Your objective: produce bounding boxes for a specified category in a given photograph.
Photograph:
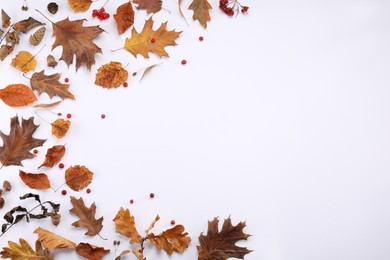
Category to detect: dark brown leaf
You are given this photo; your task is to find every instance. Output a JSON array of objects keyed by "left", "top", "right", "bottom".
[
  {"left": 133, "top": 0, "right": 162, "bottom": 13},
  {"left": 39, "top": 145, "right": 66, "bottom": 169},
  {"left": 76, "top": 243, "right": 109, "bottom": 260}
]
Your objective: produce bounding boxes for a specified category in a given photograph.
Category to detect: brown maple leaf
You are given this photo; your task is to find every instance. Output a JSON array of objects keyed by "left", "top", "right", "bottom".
[
  {"left": 76, "top": 243, "right": 110, "bottom": 260},
  {"left": 124, "top": 17, "right": 181, "bottom": 58},
  {"left": 31, "top": 70, "right": 75, "bottom": 100},
  {"left": 65, "top": 165, "right": 93, "bottom": 191},
  {"left": 114, "top": 2, "right": 135, "bottom": 35},
  {"left": 0, "top": 84, "right": 37, "bottom": 107},
  {"left": 189, "top": 0, "right": 212, "bottom": 28},
  {"left": 52, "top": 18, "right": 103, "bottom": 70},
  {"left": 113, "top": 207, "right": 143, "bottom": 244},
  {"left": 148, "top": 225, "right": 191, "bottom": 255},
  {"left": 197, "top": 217, "right": 252, "bottom": 260},
  {"left": 69, "top": 196, "right": 103, "bottom": 237},
  {"left": 19, "top": 170, "right": 51, "bottom": 190},
  {"left": 0, "top": 239, "right": 54, "bottom": 259},
  {"left": 0, "top": 116, "right": 45, "bottom": 167},
  {"left": 34, "top": 227, "right": 77, "bottom": 250},
  {"left": 133, "top": 0, "right": 162, "bottom": 14},
  {"left": 95, "top": 62, "right": 129, "bottom": 88},
  {"left": 39, "top": 145, "right": 66, "bottom": 169}
]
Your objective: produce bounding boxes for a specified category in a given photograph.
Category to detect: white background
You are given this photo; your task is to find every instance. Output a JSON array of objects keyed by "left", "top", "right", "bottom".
[{"left": 1, "top": 0, "right": 390, "bottom": 259}]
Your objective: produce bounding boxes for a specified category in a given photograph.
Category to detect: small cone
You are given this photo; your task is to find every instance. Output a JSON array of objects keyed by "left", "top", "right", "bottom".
[{"left": 29, "top": 27, "right": 46, "bottom": 46}]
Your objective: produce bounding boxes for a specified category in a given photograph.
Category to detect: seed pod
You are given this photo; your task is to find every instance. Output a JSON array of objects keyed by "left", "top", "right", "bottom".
[
  {"left": 0, "top": 197, "right": 4, "bottom": 209},
  {"left": 3, "top": 181, "right": 11, "bottom": 191},
  {"left": 2, "top": 9, "right": 10, "bottom": 28},
  {"left": 47, "top": 54, "right": 58, "bottom": 68},
  {"left": 29, "top": 27, "right": 46, "bottom": 46},
  {"left": 48, "top": 2, "right": 59, "bottom": 14},
  {"left": 51, "top": 213, "right": 61, "bottom": 226}
]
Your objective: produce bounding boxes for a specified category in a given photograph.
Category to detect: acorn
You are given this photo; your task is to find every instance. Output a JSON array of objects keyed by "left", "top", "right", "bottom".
[
  {"left": 47, "top": 54, "right": 58, "bottom": 68},
  {"left": 3, "top": 181, "right": 11, "bottom": 192},
  {"left": 51, "top": 213, "right": 61, "bottom": 226},
  {"left": 47, "top": 2, "right": 58, "bottom": 14},
  {"left": 0, "top": 197, "right": 4, "bottom": 209}
]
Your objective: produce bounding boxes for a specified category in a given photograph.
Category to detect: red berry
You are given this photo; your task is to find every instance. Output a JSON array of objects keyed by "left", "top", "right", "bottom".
[
  {"left": 92, "top": 12, "right": 98, "bottom": 17},
  {"left": 64, "top": 78, "right": 69, "bottom": 83},
  {"left": 181, "top": 60, "right": 187, "bottom": 65},
  {"left": 151, "top": 37, "right": 156, "bottom": 43},
  {"left": 86, "top": 188, "right": 91, "bottom": 194},
  {"left": 149, "top": 193, "right": 155, "bottom": 198},
  {"left": 33, "top": 149, "right": 38, "bottom": 154},
  {"left": 101, "top": 114, "right": 106, "bottom": 119},
  {"left": 123, "top": 82, "right": 128, "bottom": 87},
  {"left": 170, "top": 220, "right": 176, "bottom": 225},
  {"left": 130, "top": 199, "right": 134, "bottom": 204},
  {"left": 199, "top": 36, "right": 204, "bottom": 41},
  {"left": 104, "top": 13, "right": 110, "bottom": 19},
  {"left": 241, "top": 6, "right": 249, "bottom": 13},
  {"left": 61, "top": 190, "right": 67, "bottom": 195},
  {"left": 59, "top": 163, "right": 64, "bottom": 169},
  {"left": 100, "top": 7, "right": 105, "bottom": 12},
  {"left": 66, "top": 113, "right": 72, "bottom": 119}
]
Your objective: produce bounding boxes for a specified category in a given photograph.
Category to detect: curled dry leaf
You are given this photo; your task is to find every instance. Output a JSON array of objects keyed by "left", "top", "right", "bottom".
[
  {"left": 0, "top": 239, "right": 54, "bottom": 259},
  {"left": 39, "top": 145, "right": 66, "bottom": 169},
  {"left": 145, "top": 215, "right": 160, "bottom": 235},
  {"left": 33, "top": 101, "right": 62, "bottom": 108},
  {"left": 0, "top": 84, "right": 37, "bottom": 107},
  {"left": 114, "top": 2, "right": 135, "bottom": 35},
  {"left": 197, "top": 217, "right": 252, "bottom": 260},
  {"left": 95, "top": 62, "right": 129, "bottom": 88},
  {"left": 34, "top": 227, "right": 77, "bottom": 250},
  {"left": 132, "top": 248, "right": 144, "bottom": 260},
  {"left": 189, "top": 0, "right": 212, "bottom": 28},
  {"left": 11, "top": 51, "right": 37, "bottom": 73},
  {"left": 76, "top": 243, "right": 110, "bottom": 260},
  {"left": 19, "top": 170, "right": 51, "bottom": 190},
  {"left": 124, "top": 17, "right": 181, "bottom": 58},
  {"left": 52, "top": 18, "right": 103, "bottom": 70},
  {"left": 6, "top": 32, "right": 20, "bottom": 45},
  {"left": 116, "top": 249, "right": 131, "bottom": 260},
  {"left": 0, "top": 116, "right": 45, "bottom": 167},
  {"left": 2, "top": 9, "right": 10, "bottom": 28},
  {"left": 13, "top": 17, "right": 45, "bottom": 33},
  {"left": 51, "top": 118, "right": 71, "bottom": 138},
  {"left": 113, "top": 207, "right": 143, "bottom": 244},
  {"left": 140, "top": 63, "right": 161, "bottom": 81},
  {"left": 0, "top": 45, "right": 13, "bottom": 61},
  {"left": 68, "top": 0, "right": 93, "bottom": 12},
  {"left": 148, "top": 225, "right": 191, "bottom": 255},
  {"left": 65, "top": 165, "right": 93, "bottom": 191},
  {"left": 31, "top": 70, "right": 75, "bottom": 100},
  {"left": 133, "top": 0, "right": 162, "bottom": 14},
  {"left": 69, "top": 196, "right": 103, "bottom": 236},
  {"left": 29, "top": 27, "right": 46, "bottom": 46}
]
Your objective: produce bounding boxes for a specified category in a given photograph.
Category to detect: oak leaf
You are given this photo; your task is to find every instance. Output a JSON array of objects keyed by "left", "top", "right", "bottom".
[
  {"left": 31, "top": 70, "right": 75, "bottom": 100},
  {"left": 52, "top": 18, "right": 103, "bottom": 70},
  {"left": 148, "top": 225, "right": 191, "bottom": 255},
  {"left": 68, "top": 0, "right": 92, "bottom": 12},
  {"left": 39, "top": 145, "right": 66, "bottom": 169},
  {"left": 76, "top": 243, "right": 109, "bottom": 260},
  {"left": 0, "top": 116, "right": 45, "bottom": 167},
  {"left": 69, "top": 196, "right": 103, "bottom": 236},
  {"left": 51, "top": 119, "right": 71, "bottom": 138},
  {"left": 19, "top": 170, "right": 51, "bottom": 190},
  {"left": 11, "top": 51, "right": 37, "bottom": 73},
  {"left": 13, "top": 17, "right": 45, "bottom": 33},
  {"left": 34, "top": 227, "right": 77, "bottom": 250},
  {"left": 65, "top": 165, "right": 93, "bottom": 191},
  {"left": 133, "top": 0, "right": 162, "bottom": 14},
  {"left": 197, "top": 217, "right": 252, "bottom": 260},
  {"left": 0, "top": 239, "right": 54, "bottom": 259},
  {"left": 0, "top": 84, "right": 37, "bottom": 107},
  {"left": 189, "top": 0, "right": 212, "bottom": 28},
  {"left": 95, "top": 62, "right": 129, "bottom": 88},
  {"left": 113, "top": 207, "right": 142, "bottom": 244},
  {"left": 124, "top": 17, "right": 181, "bottom": 58},
  {"left": 131, "top": 248, "right": 144, "bottom": 260},
  {"left": 114, "top": 2, "right": 135, "bottom": 35}
]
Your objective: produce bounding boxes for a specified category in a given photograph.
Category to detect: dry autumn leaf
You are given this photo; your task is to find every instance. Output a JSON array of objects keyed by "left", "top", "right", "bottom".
[
  {"left": 68, "top": 0, "right": 93, "bottom": 12},
  {"left": 114, "top": 2, "right": 135, "bottom": 35},
  {"left": 2, "top": 9, "right": 10, "bottom": 28},
  {"left": 124, "top": 17, "right": 181, "bottom": 58},
  {"left": 39, "top": 145, "right": 66, "bottom": 169},
  {"left": 0, "top": 116, "right": 45, "bottom": 167},
  {"left": 0, "top": 44, "right": 13, "bottom": 61},
  {"left": 76, "top": 243, "right": 110, "bottom": 260},
  {"left": 95, "top": 62, "right": 129, "bottom": 88},
  {"left": 148, "top": 225, "right": 191, "bottom": 255},
  {"left": 31, "top": 70, "right": 75, "bottom": 100},
  {"left": 189, "top": 0, "right": 212, "bottom": 28},
  {"left": 133, "top": 0, "right": 162, "bottom": 14},
  {"left": 0, "top": 84, "right": 37, "bottom": 107},
  {"left": 52, "top": 18, "right": 103, "bottom": 70},
  {"left": 33, "top": 101, "right": 62, "bottom": 108},
  {"left": 197, "top": 217, "right": 252, "bottom": 260},
  {"left": 65, "top": 165, "right": 93, "bottom": 191},
  {"left": 69, "top": 196, "right": 103, "bottom": 236},
  {"left": 34, "top": 227, "right": 77, "bottom": 250},
  {"left": 116, "top": 249, "right": 131, "bottom": 260},
  {"left": 113, "top": 207, "right": 143, "bottom": 244},
  {"left": 0, "top": 239, "right": 54, "bottom": 259},
  {"left": 13, "top": 17, "right": 45, "bottom": 33},
  {"left": 51, "top": 118, "right": 71, "bottom": 138},
  {"left": 132, "top": 248, "right": 144, "bottom": 260},
  {"left": 19, "top": 170, "right": 51, "bottom": 190},
  {"left": 140, "top": 63, "right": 161, "bottom": 81},
  {"left": 11, "top": 51, "right": 37, "bottom": 73}
]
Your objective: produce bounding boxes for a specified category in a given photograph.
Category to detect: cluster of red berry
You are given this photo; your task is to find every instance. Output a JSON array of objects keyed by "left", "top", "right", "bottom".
[
  {"left": 92, "top": 8, "right": 110, "bottom": 20},
  {"left": 219, "top": 0, "right": 249, "bottom": 16}
]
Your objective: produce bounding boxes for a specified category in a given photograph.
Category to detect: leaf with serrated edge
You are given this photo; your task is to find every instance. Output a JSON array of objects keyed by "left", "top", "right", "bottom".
[
  {"left": 69, "top": 196, "right": 103, "bottom": 236},
  {"left": 31, "top": 71, "right": 75, "bottom": 100},
  {"left": 113, "top": 207, "right": 142, "bottom": 244}
]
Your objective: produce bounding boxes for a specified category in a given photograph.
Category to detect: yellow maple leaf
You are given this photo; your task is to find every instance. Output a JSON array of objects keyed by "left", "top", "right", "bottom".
[
  {"left": 124, "top": 17, "right": 181, "bottom": 58},
  {"left": 11, "top": 51, "right": 37, "bottom": 73},
  {"left": 68, "top": 0, "right": 92, "bottom": 12}
]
